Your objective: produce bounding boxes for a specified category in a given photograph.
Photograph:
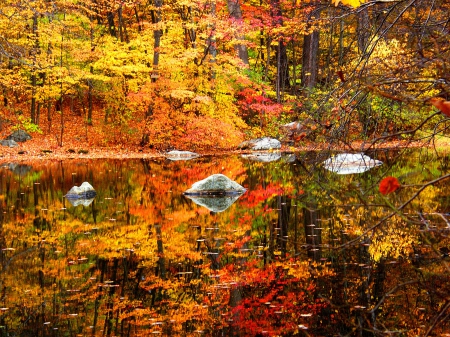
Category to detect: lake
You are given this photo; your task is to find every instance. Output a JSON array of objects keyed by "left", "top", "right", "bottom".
[{"left": 0, "top": 149, "right": 449, "bottom": 336}]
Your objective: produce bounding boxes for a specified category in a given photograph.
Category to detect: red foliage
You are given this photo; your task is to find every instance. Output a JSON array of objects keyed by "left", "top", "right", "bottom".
[
  {"left": 239, "top": 183, "right": 291, "bottom": 208},
  {"left": 379, "top": 176, "right": 401, "bottom": 195},
  {"left": 225, "top": 263, "right": 327, "bottom": 336}
]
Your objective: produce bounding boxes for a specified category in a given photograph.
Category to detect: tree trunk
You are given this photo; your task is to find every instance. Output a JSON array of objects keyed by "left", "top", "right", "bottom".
[
  {"left": 270, "top": 0, "right": 288, "bottom": 102},
  {"left": 227, "top": 0, "right": 249, "bottom": 65},
  {"left": 152, "top": 0, "right": 163, "bottom": 82},
  {"left": 357, "top": 7, "right": 370, "bottom": 54},
  {"left": 208, "top": 0, "right": 217, "bottom": 80},
  {"left": 30, "top": 13, "right": 39, "bottom": 124},
  {"left": 301, "top": 30, "right": 319, "bottom": 89},
  {"left": 118, "top": 5, "right": 125, "bottom": 43}
]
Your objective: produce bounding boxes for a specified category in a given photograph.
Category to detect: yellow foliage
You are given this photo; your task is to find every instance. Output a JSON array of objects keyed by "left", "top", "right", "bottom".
[{"left": 333, "top": 0, "right": 364, "bottom": 7}]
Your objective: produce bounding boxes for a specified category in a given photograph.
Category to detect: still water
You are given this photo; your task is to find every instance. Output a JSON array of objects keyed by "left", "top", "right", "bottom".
[{"left": 0, "top": 149, "right": 449, "bottom": 336}]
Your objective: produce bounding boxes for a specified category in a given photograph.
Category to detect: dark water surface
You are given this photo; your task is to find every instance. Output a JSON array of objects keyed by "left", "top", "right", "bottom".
[{"left": 0, "top": 149, "right": 449, "bottom": 336}]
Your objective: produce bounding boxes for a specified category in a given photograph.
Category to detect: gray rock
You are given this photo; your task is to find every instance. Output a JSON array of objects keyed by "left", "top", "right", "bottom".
[
  {"left": 1, "top": 139, "right": 19, "bottom": 147},
  {"left": 6, "top": 130, "right": 32, "bottom": 142},
  {"left": 65, "top": 182, "right": 97, "bottom": 201},
  {"left": 184, "top": 174, "right": 246, "bottom": 196},
  {"left": 165, "top": 150, "right": 200, "bottom": 161},
  {"left": 323, "top": 153, "right": 382, "bottom": 175},
  {"left": 238, "top": 137, "right": 281, "bottom": 151}
]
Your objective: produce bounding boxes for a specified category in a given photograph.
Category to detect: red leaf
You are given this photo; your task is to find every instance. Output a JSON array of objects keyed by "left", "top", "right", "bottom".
[{"left": 379, "top": 177, "right": 400, "bottom": 195}]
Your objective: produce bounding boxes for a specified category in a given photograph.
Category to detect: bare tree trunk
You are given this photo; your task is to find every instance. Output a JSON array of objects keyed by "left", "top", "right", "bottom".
[
  {"left": 270, "top": 0, "right": 288, "bottom": 102},
  {"left": 118, "top": 5, "right": 125, "bottom": 43},
  {"left": 30, "top": 13, "right": 39, "bottom": 124},
  {"left": 301, "top": 30, "right": 319, "bottom": 89},
  {"left": 152, "top": 0, "right": 163, "bottom": 82},
  {"left": 227, "top": 0, "right": 249, "bottom": 65},
  {"left": 357, "top": 7, "right": 370, "bottom": 54}
]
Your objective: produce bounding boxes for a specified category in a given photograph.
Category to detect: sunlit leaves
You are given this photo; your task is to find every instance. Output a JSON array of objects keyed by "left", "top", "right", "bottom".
[{"left": 333, "top": 0, "right": 364, "bottom": 7}]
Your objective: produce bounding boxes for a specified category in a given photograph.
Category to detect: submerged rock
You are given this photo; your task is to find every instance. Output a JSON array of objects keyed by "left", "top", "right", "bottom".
[
  {"left": 65, "top": 182, "right": 97, "bottom": 206},
  {"left": 323, "top": 153, "right": 382, "bottom": 175},
  {"left": 165, "top": 150, "right": 200, "bottom": 161},
  {"left": 238, "top": 137, "right": 281, "bottom": 151}
]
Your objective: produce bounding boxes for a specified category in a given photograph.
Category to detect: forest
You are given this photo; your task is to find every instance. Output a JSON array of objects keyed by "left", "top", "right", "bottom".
[{"left": 0, "top": 0, "right": 449, "bottom": 152}]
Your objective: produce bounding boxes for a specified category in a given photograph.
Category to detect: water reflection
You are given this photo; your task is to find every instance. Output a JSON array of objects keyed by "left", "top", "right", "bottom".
[{"left": 0, "top": 149, "right": 449, "bottom": 336}]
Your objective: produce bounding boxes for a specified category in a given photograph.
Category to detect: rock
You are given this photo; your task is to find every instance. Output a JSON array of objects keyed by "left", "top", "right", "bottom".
[
  {"left": 323, "top": 153, "right": 382, "bottom": 175},
  {"left": 184, "top": 174, "right": 246, "bottom": 196},
  {"left": 1, "top": 139, "right": 18, "bottom": 147},
  {"left": 6, "top": 130, "right": 32, "bottom": 142},
  {"left": 237, "top": 137, "right": 281, "bottom": 151},
  {"left": 281, "top": 118, "right": 318, "bottom": 143},
  {"left": 65, "top": 182, "right": 97, "bottom": 201},
  {"left": 165, "top": 150, "right": 200, "bottom": 161},
  {"left": 184, "top": 174, "right": 245, "bottom": 213}
]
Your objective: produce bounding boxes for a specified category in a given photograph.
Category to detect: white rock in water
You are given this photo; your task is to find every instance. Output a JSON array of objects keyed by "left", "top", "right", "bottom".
[
  {"left": 165, "top": 150, "right": 200, "bottom": 161},
  {"left": 65, "top": 182, "right": 97, "bottom": 199},
  {"left": 323, "top": 153, "right": 382, "bottom": 175},
  {"left": 184, "top": 174, "right": 245, "bottom": 195}
]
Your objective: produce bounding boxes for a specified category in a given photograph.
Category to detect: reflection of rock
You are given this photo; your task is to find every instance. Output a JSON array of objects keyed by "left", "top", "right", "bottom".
[
  {"left": 1, "top": 139, "right": 18, "bottom": 147},
  {"left": 184, "top": 174, "right": 245, "bottom": 213},
  {"left": 184, "top": 174, "right": 246, "bottom": 195},
  {"left": 1, "top": 163, "right": 32, "bottom": 175},
  {"left": 241, "top": 152, "right": 281, "bottom": 163},
  {"left": 184, "top": 195, "right": 242, "bottom": 213},
  {"left": 165, "top": 150, "right": 200, "bottom": 161},
  {"left": 66, "top": 198, "right": 95, "bottom": 207},
  {"left": 282, "top": 153, "right": 296, "bottom": 163},
  {"left": 238, "top": 137, "right": 281, "bottom": 151},
  {"left": 323, "top": 153, "right": 382, "bottom": 175},
  {"left": 65, "top": 182, "right": 97, "bottom": 206}
]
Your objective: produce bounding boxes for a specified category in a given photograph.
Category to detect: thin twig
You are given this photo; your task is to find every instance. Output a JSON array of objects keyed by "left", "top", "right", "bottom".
[{"left": 336, "top": 172, "right": 450, "bottom": 248}]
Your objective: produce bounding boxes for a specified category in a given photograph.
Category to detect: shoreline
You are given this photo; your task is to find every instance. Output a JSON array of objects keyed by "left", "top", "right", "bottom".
[{"left": 0, "top": 139, "right": 430, "bottom": 165}]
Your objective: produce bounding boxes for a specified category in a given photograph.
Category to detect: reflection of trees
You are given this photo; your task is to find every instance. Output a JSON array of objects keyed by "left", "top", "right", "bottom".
[{"left": 0, "top": 155, "right": 448, "bottom": 335}]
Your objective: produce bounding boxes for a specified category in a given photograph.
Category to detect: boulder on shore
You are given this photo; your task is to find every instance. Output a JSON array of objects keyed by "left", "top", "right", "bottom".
[
  {"left": 237, "top": 137, "right": 281, "bottom": 151},
  {"left": 6, "top": 130, "right": 32, "bottom": 142}
]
